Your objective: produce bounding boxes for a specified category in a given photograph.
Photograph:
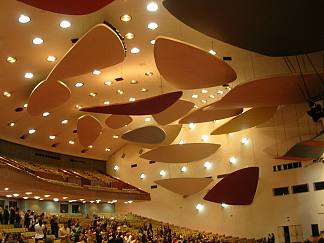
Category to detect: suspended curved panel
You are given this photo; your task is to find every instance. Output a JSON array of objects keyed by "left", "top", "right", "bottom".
[
  {"left": 155, "top": 177, "right": 213, "bottom": 197},
  {"left": 154, "top": 37, "right": 237, "bottom": 89},
  {"left": 18, "top": 0, "right": 115, "bottom": 15},
  {"left": 210, "top": 74, "right": 323, "bottom": 109},
  {"left": 163, "top": 0, "right": 324, "bottom": 56},
  {"left": 204, "top": 167, "right": 259, "bottom": 205},
  {"left": 140, "top": 143, "right": 220, "bottom": 163},
  {"left": 139, "top": 125, "right": 183, "bottom": 149},
  {"left": 27, "top": 80, "right": 71, "bottom": 116},
  {"left": 77, "top": 115, "right": 102, "bottom": 148},
  {"left": 121, "top": 126, "right": 166, "bottom": 145},
  {"left": 153, "top": 100, "right": 194, "bottom": 125},
  {"left": 80, "top": 91, "right": 182, "bottom": 115},
  {"left": 105, "top": 115, "right": 133, "bottom": 129},
  {"left": 211, "top": 107, "right": 277, "bottom": 135},
  {"left": 179, "top": 106, "right": 243, "bottom": 124},
  {"left": 47, "top": 24, "right": 124, "bottom": 82}
]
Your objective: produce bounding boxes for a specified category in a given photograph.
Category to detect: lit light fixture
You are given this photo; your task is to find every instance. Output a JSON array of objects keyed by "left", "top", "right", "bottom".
[
  {"left": 28, "top": 128, "right": 36, "bottom": 134},
  {"left": 104, "top": 80, "right": 112, "bottom": 86},
  {"left": 75, "top": 82, "right": 83, "bottom": 88},
  {"left": 221, "top": 203, "right": 229, "bottom": 208},
  {"left": 18, "top": 14, "right": 30, "bottom": 24},
  {"left": 201, "top": 134, "right": 209, "bottom": 142},
  {"left": 147, "top": 22, "right": 158, "bottom": 30},
  {"left": 201, "top": 89, "right": 208, "bottom": 94},
  {"left": 209, "top": 94, "right": 215, "bottom": 99},
  {"left": 103, "top": 101, "right": 110, "bottom": 105},
  {"left": 144, "top": 117, "right": 151, "bottom": 122},
  {"left": 23, "top": 103, "right": 28, "bottom": 108},
  {"left": 49, "top": 135, "right": 56, "bottom": 140},
  {"left": 204, "top": 161, "right": 212, "bottom": 169},
  {"left": 23, "top": 197, "right": 28, "bottom": 200},
  {"left": 150, "top": 39, "right": 156, "bottom": 45},
  {"left": 125, "top": 32, "right": 134, "bottom": 39},
  {"left": 69, "top": 140, "right": 75, "bottom": 145},
  {"left": 34, "top": 196, "right": 40, "bottom": 199},
  {"left": 32, "top": 37, "right": 44, "bottom": 45},
  {"left": 241, "top": 137, "right": 249, "bottom": 145},
  {"left": 4, "top": 188, "right": 9, "bottom": 191},
  {"left": 192, "top": 94, "right": 198, "bottom": 99},
  {"left": 61, "top": 119, "right": 68, "bottom": 124},
  {"left": 201, "top": 99, "right": 207, "bottom": 104},
  {"left": 196, "top": 203, "right": 204, "bottom": 211},
  {"left": 59, "top": 20, "right": 71, "bottom": 29},
  {"left": 130, "top": 47, "right": 140, "bottom": 54},
  {"left": 117, "top": 89, "right": 124, "bottom": 95},
  {"left": 25, "top": 192, "right": 32, "bottom": 195},
  {"left": 120, "top": 14, "right": 131, "bottom": 22},
  {"left": 179, "top": 139, "right": 185, "bottom": 144},
  {"left": 217, "top": 90, "right": 224, "bottom": 94},
  {"left": 141, "top": 88, "right": 148, "bottom": 92},
  {"left": 92, "top": 70, "right": 101, "bottom": 75},
  {"left": 113, "top": 135, "right": 119, "bottom": 139},
  {"left": 140, "top": 173, "right": 145, "bottom": 179},
  {"left": 194, "top": 105, "right": 199, "bottom": 109},
  {"left": 8, "top": 122, "right": 15, "bottom": 127},
  {"left": 42, "top": 112, "right": 50, "bottom": 117},
  {"left": 75, "top": 104, "right": 82, "bottom": 109},
  {"left": 159, "top": 170, "right": 166, "bottom": 176},
  {"left": 129, "top": 97, "right": 136, "bottom": 102},
  {"left": 113, "top": 165, "right": 119, "bottom": 171},
  {"left": 3, "top": 91, "right": 11, "bottom": 98},
  {"left": 53, "top": 198, "right": 59, "bottom": 202},
  {"left": 79, "top": 199, "right": 85, "bottom": 201},
  {"left": 6, "top": 195, "right": 12, "bottom": 198},
  {"left": 145, "top": 71, "right": 153, "bottom": 76},
  {"left": 44, "top": 195, "right": 50, "bottom": 198},
  {"left": 13, "top": 193, "right": 19, "bottom": 197},
  {"left": 130, "top": 80, "right": 138, "bottom": 84},
  {"left": 209, "top": 49, "right": 217, "bottom": 56},
  {"left": 89, "top": 92, "right": 97, "bottom": 97},
  {"left": 47, "top": 56, "right": 56, "bottom": 62},
  {"left": 105, "top": 148, "right": 111, "bottom": 152},
  {"left": 24, "top": 72, "right": 34, "bottom": 79},
  {"left": 180, "top": 166, "right": 187, "bottom": 173},
  {"left": 62, "top": 197, "right": 68, "bottom": 200},
  {"left": 147, "top": 2, "right": 159, "bottom": 11},
  {"left": 88, "top": 145, "right": 93, "bottom": 149},
  {"left": 188, "top": 123, "right": 196, "bottom": 129},
  {"left": 229, "top": 156, "right": 237, "bottom": 164},
  {"left": 6, "top": 56, "right": 16, "bottom": 63}
]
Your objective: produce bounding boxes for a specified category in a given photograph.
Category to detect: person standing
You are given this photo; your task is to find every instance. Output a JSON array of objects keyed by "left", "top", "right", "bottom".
[
  {"left": 9, "top": 207, "right": 15, "bottom": 224},
  {"left": 24, "top": 210, "right": 31, "bottom": 229},
  {"left": 34, "top": 219, "right": 46, "bottom": 243},
  {"left": 4, "top": 206, "right": 9, "bottom": 224},
  {"left": 0, "top": 206, "right": 3, "bottom": 224}
]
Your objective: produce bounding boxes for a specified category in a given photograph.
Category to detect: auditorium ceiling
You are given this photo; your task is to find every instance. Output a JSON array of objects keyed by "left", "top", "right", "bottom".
[{"left": 0, "top": 0, "right": 323, "bottom": 160}]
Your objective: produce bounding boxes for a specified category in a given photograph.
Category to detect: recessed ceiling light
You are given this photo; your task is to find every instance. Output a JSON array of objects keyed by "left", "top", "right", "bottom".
[
  {"left": 59, "top": 20, "right": 71, "bottom": 29},
  {"left": 120, "top": 14, "right": 132, "bottom": 22},
  {"left": 130, "top": 80, "right": 138, "bottom": 84},
  {"left": 6, "top": 56, "right": 16, "bottom": 63},
  {"left": 23, "top": 197, "right": 28, "bottom": 200},
  {"left": 201, "top": 134, "right": 209, "bottom": 141},
  {"left": 34, "top": 196, "right": 40, "bottom": 199},
  {"left": 241, "top": 137, "right": 249, "bottom": 144},
  {"left": 129, "top": 97, "right": 136, "bottom": 102},
  {"left": 188, "top": 123, "right": 196, "bottom": 129},
  {"left": 75, "top": 104, "right": 82, "bottom": 109},
  {"left": 3, "top": 91, "right": 11, "bottom": 98},
  {"left": 144, "top": 117, "right": 151, "bottom": 122},
  {"left": 104, "top": 80, "right": 112, "bottom": 86},
  {"left": 25, "top": 192, "right": 32, "bottom": 195},
  {"left": 92, "top": 70, "right": 101, "bottom": 75},
  {"left": 89, "top": 92, "right": 97, "bottom": 97},
  {"left": 192, "top": 94, "right": 198, "bottom": 99},
  {"left": 221, "top": 203, "right": 229, "bottom": 208},
  {"left": 159, "top": 170, "right": 166, "bottom": 176},
  {"left": 61, "top": 119, "right": 68, "bottom": 125},
  {"left": 194, "top": 105, "right": 199, "bottom": 109},
  {"left": 23, "top": 103, "right": 28, "bottom": 108},
  {"left": 103, "top": 100, "right": 110, "bottom": 105},
  {"left": 105, "top": 148, "right": 111, "bottom": 152},
  {"left": 130, "top": 47, "right": 140, "bottom": 54},
  {"left": 117, "top": 89, "right": 124, "bottom": 95},
  {"left": 201, "top": 99, "right": 207, "bottom": 103},
  {"left": 147, "top": 2, "right": 159, "bottom": 12},
  {"left": 180, "top": 166, "right": 187, "bottom": 173},
  {"left": 44, "top": 195, "right": 51, "bottom": 198},
  {"left": 179, "top": 139, "right": 185, "bottom": 144},
  {"left": 75, "top": 82, "right": 83, "bottom": 88},
  {"left": 69, "top": 140, "right": 75, "bottom": 145},
  {"left": 62, "top": 197, "right": 68, "bottom": 200},
  {"left": 32, "top": 37, "right": 44, "bottom": 45},
  {"left": 140, "top": 173, "right": 145, "bottom": 179},
  {"left": 47, "top": 55, "right": 57, "bottom": 62},
  {"left": 229, "top": 156, "right": 237, "bottom": 164},
  {"left": 217, "top": 90, "right": 224, "bottom": 94},
  {"left": 88, "top": 145, "right": 93, "bottom": 149},
  {"left": 201, "top": 89, "right": 208, "bottom": 94},
  {"left": 125, "top": 32, "right": 134, "bottom": 40},
  {"left": 113, "top": 135, "right": 119, "bottom": 139},
  {"left": 8, "top": 122, "right": 15, "bottom": 127},
  {"left": 113, "top": 165, "right": 119, "bottom": 171},
  {"left": 147, "top": 22, "right": 158, "bottom": 30},
  {"left": 24, "top": 72, "right": 34, "bottom": 79},
  {"left": 18, "top": 14, "right": 31, "bottom": 24},
  {"left": 53, "top": 198, "right": 59, "bottom": 202},
  {"left": 42, "top": 112, "right": 50, "bottom": 117},
  {"left": 49, "top": 135, "right": 56, "bottom": 140},
  {"left": 4, "top": 188, "right": 9, "bottom": 191},
  {"left": 145, "top": 71, "right": 153, "bottom": 77},
  {"left": 6, "top": 195, "right": 12, "bottom": 198},
  {"left": 141, "top": 88, "right": 148, "bottom": 92},
  {"left": 13, "top": 193, "right": 19, "bottom": 197},
  {"left": 209, "top": 94, "right": 215, "bottom": 99},
  {"left": 150, "top": 39, "right": 156, "bottom": 45},
  {"left": 204, "top": 161, "right": 212, "bottom": 169},
  {"left": 28, "top": 128, "right": 36, "bottom": 134},
  {"left": 196, "top": 203, "right": 204, "bottom": 211},
  {"left": 209, "top": 49, "right": 217, "bottom": 56}
]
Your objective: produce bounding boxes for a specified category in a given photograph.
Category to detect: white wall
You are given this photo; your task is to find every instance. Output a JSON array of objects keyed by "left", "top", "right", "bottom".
[{"left": 107, "top": 104, "right": 324, "bottom": 239}]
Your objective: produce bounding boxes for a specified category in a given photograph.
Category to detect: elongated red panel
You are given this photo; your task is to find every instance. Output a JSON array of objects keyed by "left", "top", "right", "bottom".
[
  {"left": 153, "top": 100, "right": 194, "bottom": 125},
  {"left": 210, "top": 74, "right": 323, "bottom": 109},
  {"left": 179, "top": 106, "right": 243, "bottom": 124},
  {"left": 140, "top": 143, "right": 220, "bottom": 163},
  {"left": 77, "top": 115, "right": 102, "bottom": 148},
  {"left": 105, "top": 115, "right": 133, "bottom": 129},
  {"left": 163, "top": 0, "right": 324, "bottom": 56},
  {"left": 154, "top": 37, "right": 237, "bottom": 89},
  {"left": 47, "top": 24, "right": 124, "bottom": 82},
  {"left": 27, "top": 80, "right": 71, "bottom": 116},
  {"left": 155, "top": 177, "right": 213, "bottom": 197},
  {"left": 18, "top": 0, "right": 115, "bottom": 15},
  {"left": 204, "top": 167, "right": 259, "bottom": 205},
  {"left": 80, "top": 91, "right": 182, "bottom": 115},
  {"left": 121, "top": 126, "right": 166, "bottom": 144}
]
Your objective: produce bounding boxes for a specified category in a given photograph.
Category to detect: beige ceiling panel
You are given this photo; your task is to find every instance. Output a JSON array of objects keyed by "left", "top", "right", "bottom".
[
  {"left": 154, "top": 36, "right": 237, "bottom": 89},
  {"left": 155, "top": 177, "right": 213, "bottom": 197},
  {"left": 105, "top": 115, "right": 133, "bottom": 129},
  {"left": 140, "top": 143, "right": 221, "bottom": 163},
  {"left": 77, "top": 115, "right": 102, "bottom": 148},
  {"left": 121, "top": 126, "right": 166, "bottom": 144},
  {"left": 211, "top": 106, "right": 278, "bottom": 135},
  {"left": 47, "top": 24, "right": 125, "bottom": 82},
  {"left": 153, "top": 100, "right": 195, "bottom": 125},
  {"left": 27, "top": 80, "right": 71, "bottom": 116}
]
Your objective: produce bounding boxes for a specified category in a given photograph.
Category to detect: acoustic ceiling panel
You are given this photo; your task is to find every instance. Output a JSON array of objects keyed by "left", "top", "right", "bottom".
[
  {"left": 80, "top": 91, "right": 182, "bottom": 115},
  {"left": 77, "top": 115, "right": 102, "bottom": 148},
  {"left": 140, "top": 143, "right": 220, "bottom": 163},
  {"left": 47, "top": 24, "right": 124, "bottom": 82},
  {"left": 154, "top": 36, "right": 237, "bottom": 89},
  {"left": 153, "top": 100, "right": 195, "bottom": 125},
  {"left": 27, "top": 80, "right": 71, "bottom": 116},
  {"left": 179, "top": 106, "right": 243, "bottom": 124},
  {"left": 155, "top": 177, "right": 213, "bottom": 197},
  {"left": 204, "top": 167, "right": 259, "bottom": 205},
  {"left": 105, "top": 115, "right": 133, "bottom": 129},
  {"left": 211, "top": 106, "right": 277, "bottom": 135},
  {"left": 210, "top": 74, "right": 323, "bottom": 109},
  {"left": 18, "top": 0, "right": 115, "bottom": 15},
  {"left": 121, "top": 126, "right": 166, "bottom": 144},
  {"left": 163, "top": 0, "right": 324, "bottom": 56}
]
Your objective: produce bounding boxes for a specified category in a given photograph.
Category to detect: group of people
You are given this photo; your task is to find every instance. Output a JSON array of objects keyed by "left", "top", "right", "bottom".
[{"left": 0, "top": 206, "right": 21, "bottom": 228}]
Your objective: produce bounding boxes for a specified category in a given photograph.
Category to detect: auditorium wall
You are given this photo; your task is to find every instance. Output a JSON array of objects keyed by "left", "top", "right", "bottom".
[{"left": 107, "top": 103, "right": 324, "bottom": 239}]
